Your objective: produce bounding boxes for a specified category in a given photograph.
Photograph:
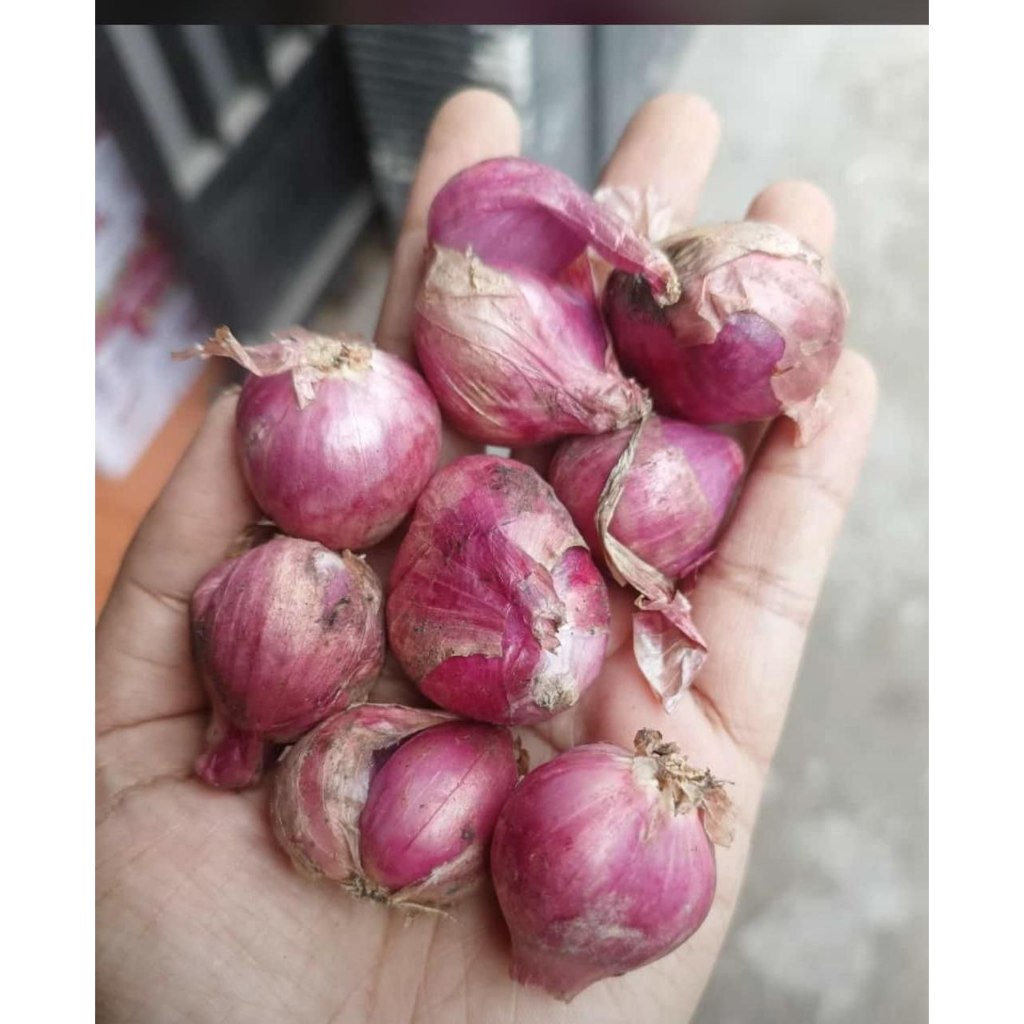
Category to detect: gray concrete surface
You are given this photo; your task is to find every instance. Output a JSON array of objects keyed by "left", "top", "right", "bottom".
[
  {"left": 674, "top": 27, "right": 928, "bottom": 1024},
  {"left": 315, "top": 25, "right": 928, "bottom": 1022}
]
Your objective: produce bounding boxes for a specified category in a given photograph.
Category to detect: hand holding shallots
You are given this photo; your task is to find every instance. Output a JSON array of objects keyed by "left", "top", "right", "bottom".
[{"left": 97, "top": 91, "right": 877, "bottom": 1024}]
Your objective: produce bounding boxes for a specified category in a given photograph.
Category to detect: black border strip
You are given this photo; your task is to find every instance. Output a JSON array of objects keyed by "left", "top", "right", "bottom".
[{"left": 97, "top": 2, "right": 929, "bottom": 27}]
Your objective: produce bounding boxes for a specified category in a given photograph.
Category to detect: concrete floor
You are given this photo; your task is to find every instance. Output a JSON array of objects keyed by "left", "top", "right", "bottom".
[
  {"left": 316, "top": 25, "right": 929, "bottom": 1022},
  {"left": 674, "top": 27, "right": 928, "bottom": 1024}
]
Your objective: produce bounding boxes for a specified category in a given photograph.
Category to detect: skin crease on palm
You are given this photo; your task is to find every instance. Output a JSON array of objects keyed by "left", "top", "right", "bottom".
[{"left": 96, "top": 90, "right": 877, "bottom": 1024}]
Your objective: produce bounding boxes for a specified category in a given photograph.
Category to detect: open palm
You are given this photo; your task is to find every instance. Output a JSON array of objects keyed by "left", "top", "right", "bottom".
[{"left": 96, "top": 91, "right": 876, "bottom": 1024}]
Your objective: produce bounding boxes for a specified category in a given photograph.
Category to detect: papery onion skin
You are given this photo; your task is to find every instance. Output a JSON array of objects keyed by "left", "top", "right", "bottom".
[
  {"left": 271, "top": 704, "right": 452, "bottom": 881},
  {"left": 414, "top": 246, "right": 650, "bottom": 445},
  {"left": 604, "top": 221, "right": 848, "bottom": 442},
  {"left": 271, "top": 706, "right": 518, "bottom": 907},
  {"left": 490, "top": 731, "right": 730, "bottom": 1002},
  {"left": 191, "top": 537, "right": 385, "bottom": 789},
  {"left": 548, "top": 415, "right": 744, "bottom": 581},
  {"left": 387, "top": 455, "right": 610, "bottom": 725},
  {"left": 359, "top": 721, "right": 519, "bottom": 895},
  {"left": 183, "top": 327, "right": 442, "bottom": 550},
  {"left": 548, "top": 416, "right": 743, "bottom": 707}
]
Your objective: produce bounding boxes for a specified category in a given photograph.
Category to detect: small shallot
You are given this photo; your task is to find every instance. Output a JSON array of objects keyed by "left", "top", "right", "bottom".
[
  {"left": 427, "top": 157, "right": 680, "bottom": 294},
  {"left": 415, "top": 248, "right": 649, "bottom": 444},
  {"left": 191, "top": 537, "right": 385, "bottom": 789},
  {"left": 387, "top": 455, "right": 610, "bottom": 725},
  {"left": 272, "top": 705, "right": 519, "bottom": 907},
  {"left": 179, "top": 326, "right": 442, "bottom": 550},
  {"left": 490, "top": 729, "right": 733, "bottom": 1001},
  {"left": 549, "top": 415, "right": 744, "bottom": 707},
  {"left": 604, "top": 221, "right": 848, "bottom": 442},
  {"left": 413, "top": 157, "right": 679, "bottom": 445}
]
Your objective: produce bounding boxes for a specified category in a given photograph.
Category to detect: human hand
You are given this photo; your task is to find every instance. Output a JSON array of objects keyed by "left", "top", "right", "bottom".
[{"left": 96, "top": 90, "right": 876, "bottom": 1024}]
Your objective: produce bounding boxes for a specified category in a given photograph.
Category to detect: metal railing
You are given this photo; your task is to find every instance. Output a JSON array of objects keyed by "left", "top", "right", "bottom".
[{"left": 97, "top": 25, "right": 373, "bottom": 335}]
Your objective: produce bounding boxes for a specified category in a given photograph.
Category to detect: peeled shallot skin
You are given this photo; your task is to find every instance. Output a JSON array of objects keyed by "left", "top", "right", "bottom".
[
  {"left": 191, "top": 537, "right": 385, "bottom": 789},
  {"left": 271, "top": 706, "right": 518, "bottom": 907},
  {"left": 184, "top": 327, "right": 442, "bottom": 550},
  {"left": 548, "top": 415, "right": 744, "bottom": 580},
  {"left": 604, "top": 221, "right": 848, "bottom": 442},
  {"left": 387, "top": 455, "right": 611, "bottom": 725},
  {"left": 490, "top": 730, "right": 730, "bottom": 1002}
]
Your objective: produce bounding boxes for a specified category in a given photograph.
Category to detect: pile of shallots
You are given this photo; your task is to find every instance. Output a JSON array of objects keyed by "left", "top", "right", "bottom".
[{"left": 179, "top": 157, "right": 847, "bottom": 1002}]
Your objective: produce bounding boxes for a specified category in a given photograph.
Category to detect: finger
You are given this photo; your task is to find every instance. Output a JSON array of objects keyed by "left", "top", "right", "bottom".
[
  {"left": 97, "top": 390, "right": 257, "bottom": 734},
  {"left": 688, "top": 349, "right": 878, "bottom": 767},
  {"left": 598, "top": 92, "right": 721, "bottom": 226},
  {"left": 374, "top": 89, "right": 521, "bottom": 359},
  {"left": 746, "top": 178, "right": 836, "bottom": 256}
]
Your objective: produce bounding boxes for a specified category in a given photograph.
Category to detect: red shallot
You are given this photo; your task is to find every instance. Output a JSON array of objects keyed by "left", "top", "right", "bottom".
[
  {"left": 549, "top": 415, "right": 744, "bottom": 707},
  {"left": 415, "top": 248, "right": 650, "bottom": 444},
  {"left": 413, "top": 157, "right": 680, "bottom": 445},
  {"left": 604, "top": 221, "right": 848, "bottom": 443},
  {"left": 191, "top": 536, "right": 385, "bottom": 789},
  {"left": 179, "top": 326, "right": 442, "bottom": 550},
  {"left": 426, "top": 157, "right": 680, "bottom": 294},
  {"left": 490, "top": 729, "right": 733, "bottom": 1001},
  {"left": 387, "top": 455, "right": 611, "bottom": 725},
  {"left": 272, "top": 705, "right": 519, "bottom": 907}
]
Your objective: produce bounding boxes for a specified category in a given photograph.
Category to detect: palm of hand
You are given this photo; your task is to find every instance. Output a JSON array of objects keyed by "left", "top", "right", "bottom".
[
  {"left": 97, "top": 668, "right": 746, "bottom": 1023},
  {"left": 97, "top": 91, "right": 875, "bottom": 1024}
]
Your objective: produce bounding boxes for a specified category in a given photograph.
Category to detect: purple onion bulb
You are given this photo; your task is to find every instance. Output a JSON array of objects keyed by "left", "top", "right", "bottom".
[
  {"left": 180, "top": 326, "right": 442, "bottom": 550},
  {"left": 490, "top": 729, "right": 733, "bottom": 1002},
  {"left": 604, "top": 221, "right": 848, "bottom": 443},
  {"left": 387, "top": 455, "right": 610, "bottom": 725},
  {"left": 412, "top": 156, "right": 682, "bottom": 445},
  {"left": 358, "top": 721, "right": 520, "bottom": 897},
  {"left": 271, "top": 705, "right": 519, "bottom": 907},
  {"left": 414, "top": 246, "right": 649, "bottom": 445},
  {"left": 549, "top": 415, "right": 744, "bottom": 581},
  {"left": 191, "top": 537, "right": 385, "bottom": 789},
  {"left": 548, "top": 416, "right": 744, "bottom": 707}
]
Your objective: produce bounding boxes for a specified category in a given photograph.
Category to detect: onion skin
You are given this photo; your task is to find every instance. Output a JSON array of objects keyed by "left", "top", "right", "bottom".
[
  {"left": 548, "top": 416, "right": 743, "bottom": 707},
  {"left": 549, "top": 415, "right": 743, "bottom": 580},
  {"left": 181, "top": 327, "right": 442, "bottom": 550},
  {"left": 552, "top": 413, "right": 745, "bottom": 704},
  {"left": 191, "top": 537, "right": 385, "bottom": 789},
  {"left": 271, "top": 706, "right": 518, "bottom": 907},
  {"left": 387, "top": 455, "right": 611, "bottom": 725},
  {"left": 414, "top": 246, "right": 650, "bottom": 445},
  {"left": 604, "top": 221, "right": 848, "bottom": 443},
  {"left": 490, "top": 730, "right": 732, "bottom": 1002}
]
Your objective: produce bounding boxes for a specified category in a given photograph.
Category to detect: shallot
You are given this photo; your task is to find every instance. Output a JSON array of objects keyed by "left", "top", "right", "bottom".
[
  {"left": 415, "top": 248, "right": 649, "bottom": 444},
  {"left": 272, "top": 705, "right": 519, "bottom": 907},
  {"left": 549, "top": 415, "right": 744, "bottom": 707},
  {"left": 413, "top": 157, "right": 680, "bottom": 445},
  {"left": 191, "top": 536, "right": 385, "bottom": 789},
  {"left": 604, "top": 221, "right": 848, "bottom": 442},
  {"left": 387, "top": 455, "right": 610, "bottom": 724},
  {"left": 490, "top": 729, "right": 733, "bottom": 1001},
  {"left": 179, "top": 326, "right": 442, "bottom": 550},
  {"left": 426, "top": 157, "right": 680, "bottom": 293}
]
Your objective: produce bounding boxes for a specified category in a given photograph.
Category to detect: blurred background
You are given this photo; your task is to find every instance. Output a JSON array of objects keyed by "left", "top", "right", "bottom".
[{"left": 95, "top": 24, "right": 927, "bottom": 1023}]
